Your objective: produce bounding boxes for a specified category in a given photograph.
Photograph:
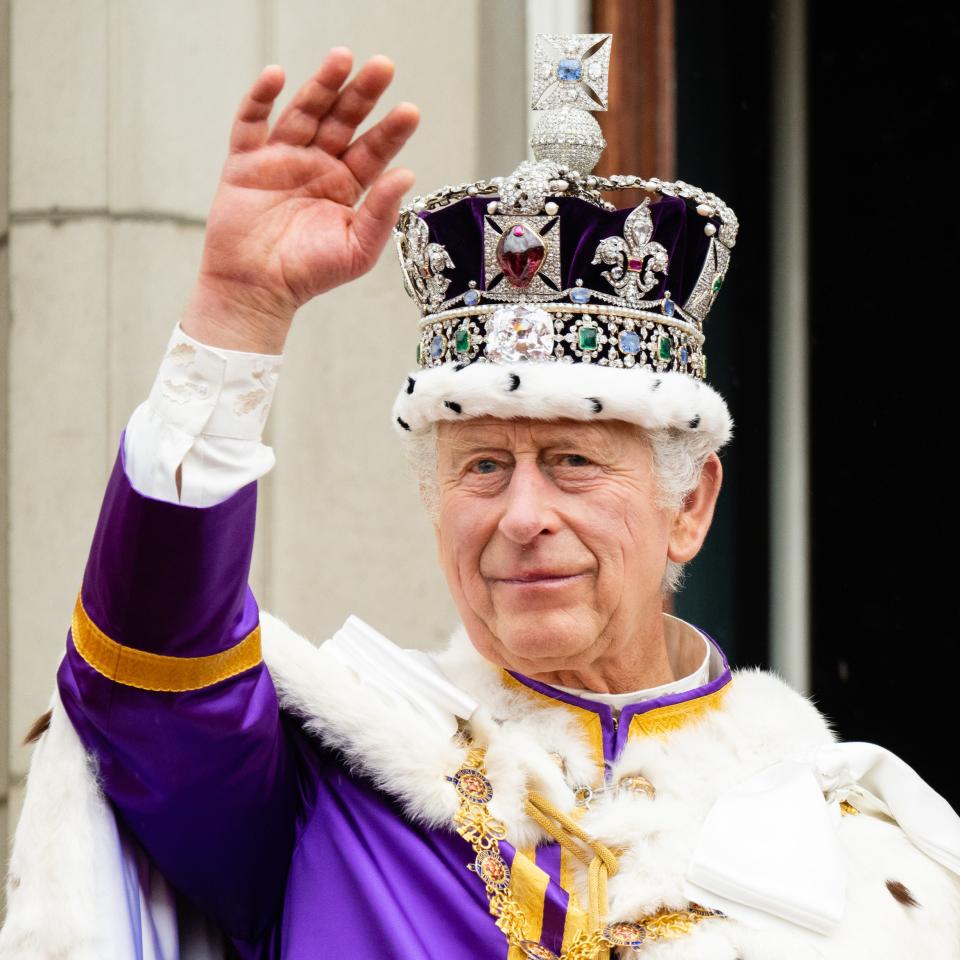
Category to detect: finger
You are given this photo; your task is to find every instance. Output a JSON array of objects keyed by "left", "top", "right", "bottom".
[
  {"left": 267, "top": 47, "right": 353, "bottom": 146},
  {"left": 230, "top": 65, "right": 286, "bottom": 153},
  {"left": 313, "top": 54, "right": 396, "bottom": 157},
  {"left": 340, "top": 102, "right": 420, "bottom": 190},
  {"left": 352, "top": 167, "right": 416, "bottom": 261}
]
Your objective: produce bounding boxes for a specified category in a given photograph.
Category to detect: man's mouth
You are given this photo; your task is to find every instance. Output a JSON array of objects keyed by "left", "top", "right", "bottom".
[{"left": 495, "top": 571, "right": 588, "bottom": 585}]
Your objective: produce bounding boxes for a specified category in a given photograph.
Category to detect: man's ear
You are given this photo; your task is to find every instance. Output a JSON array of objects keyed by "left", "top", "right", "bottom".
[
  {"left": 433, "top": 521, "right": 444, "bottom": 563},
  {"left": 667, "top": 453, "right": 723, "bottom": 564}
]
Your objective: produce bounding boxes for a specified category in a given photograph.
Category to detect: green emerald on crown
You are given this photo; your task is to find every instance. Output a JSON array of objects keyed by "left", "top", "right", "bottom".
[{"left": 578, "top": 325, "right": 599, "bottom": 351}]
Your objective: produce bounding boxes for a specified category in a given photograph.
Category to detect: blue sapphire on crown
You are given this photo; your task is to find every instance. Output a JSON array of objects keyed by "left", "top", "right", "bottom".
[
  {"left": 570, "top": 284, "right": 591, "bottom": 304},
  {"left": 557, "top": 57, "right": 583, "bottom": 81}
]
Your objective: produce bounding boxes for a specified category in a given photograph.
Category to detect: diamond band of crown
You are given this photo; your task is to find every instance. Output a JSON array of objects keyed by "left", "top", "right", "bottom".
[
  {"left": 416, "top": 299, "right": 706, "bottom": 379},
  {"left": 394, "top": 32, "right": 736, "bottom": 383}
]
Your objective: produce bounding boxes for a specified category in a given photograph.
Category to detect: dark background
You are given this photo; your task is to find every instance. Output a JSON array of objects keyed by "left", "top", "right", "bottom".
[
  {"left": 672, "top": 0, "right": 773, "bottom": 672},
  {"left": 673, "top": 2, "right": 959, "bottom": 806}
]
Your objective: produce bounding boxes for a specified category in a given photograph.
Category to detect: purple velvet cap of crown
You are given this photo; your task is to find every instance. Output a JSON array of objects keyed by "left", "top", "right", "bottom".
[{"left": 418, "top": 193, "right": 721, "bottom": 309}]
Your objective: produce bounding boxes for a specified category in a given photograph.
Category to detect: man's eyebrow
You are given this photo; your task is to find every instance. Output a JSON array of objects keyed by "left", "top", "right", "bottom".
[
  {"left": 441, "top": 435, "right": 512, "bottom": 464},
  {"left": 537, "top": 431, "right": 619, "bottom": 458},
  {"left": 442, "top": 428, "right": 620, "bottom": 461}
]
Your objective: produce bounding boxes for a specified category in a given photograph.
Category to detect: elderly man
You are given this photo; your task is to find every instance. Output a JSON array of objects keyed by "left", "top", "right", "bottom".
[{"left": 4, "top": 39, "right": 960, "bottom": 960}]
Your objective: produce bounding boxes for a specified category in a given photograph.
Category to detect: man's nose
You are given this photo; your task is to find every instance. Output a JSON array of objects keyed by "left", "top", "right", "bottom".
[{"left": 497, "top": 461, "right": 557, "bottom": 546}]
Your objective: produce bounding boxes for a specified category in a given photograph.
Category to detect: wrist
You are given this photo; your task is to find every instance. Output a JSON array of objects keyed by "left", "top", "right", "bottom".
[{"left": 182, "top": 276, "right": 294, "bottom": 354}]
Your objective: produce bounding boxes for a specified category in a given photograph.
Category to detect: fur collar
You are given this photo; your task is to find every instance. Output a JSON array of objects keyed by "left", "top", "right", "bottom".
[
  {"left": 260, "top": 611, "right": 837, "bottom": 911},
  {"left": 261, "top": 614, "right": 960, "bottom": 956},
  {"left": 6, "top": 612, "right": 957, "bottom": 960}
]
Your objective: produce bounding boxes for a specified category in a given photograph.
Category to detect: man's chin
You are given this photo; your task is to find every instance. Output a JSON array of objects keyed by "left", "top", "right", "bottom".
[{"left": 489, "top": 614, "right": 598, "bottom": 673}]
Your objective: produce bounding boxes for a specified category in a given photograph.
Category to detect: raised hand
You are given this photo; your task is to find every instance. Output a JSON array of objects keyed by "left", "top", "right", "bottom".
[{"left": 182, "top": 48, "right": 420, "bottom": 353}]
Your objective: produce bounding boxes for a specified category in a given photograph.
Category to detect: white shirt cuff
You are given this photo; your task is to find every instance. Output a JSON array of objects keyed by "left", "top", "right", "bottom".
[{"left": 123, "top": 322, "right": 283, "bottom": 507}]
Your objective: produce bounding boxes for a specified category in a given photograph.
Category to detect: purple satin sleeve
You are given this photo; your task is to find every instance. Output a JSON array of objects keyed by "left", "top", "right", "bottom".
[
  {"left": 81, "top": 432, "right": 258, "bottom": 657},
  {"left": 56, "top": 436, "right": 304, "bottom": 941}
]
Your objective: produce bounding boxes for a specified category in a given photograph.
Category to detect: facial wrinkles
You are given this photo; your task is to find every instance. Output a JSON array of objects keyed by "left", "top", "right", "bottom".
[
  {"left": 441, "top": 419, "right": 622, "bottom": 471},
  {"left": 436, "top": 418, "right": 675, "bottom": 685},
  {"left": 483, "top": 446, "right": 596, "bottom": 580},
  {"left": 599, "top": 511, "right": 647, "bottom": 667},
  {"left": 554, "top": 444, "right": 662, "bottom": 676},
  {"left": 440, "top": 420, "right": 634, "bottom": 575},
  {"left": 441, "top": 422, "right": 588, "bottom": 611},
  {"left": 570, "top": 478, "right": 634, "bottom": 659},
  {"left": 450, "top": 504, "right": 496, "bottom": 622}
]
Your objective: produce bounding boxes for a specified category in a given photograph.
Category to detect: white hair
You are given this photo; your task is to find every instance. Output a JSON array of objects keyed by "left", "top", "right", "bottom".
[{"left": 403, "top": 421, "right": 716, "bottom": 595}]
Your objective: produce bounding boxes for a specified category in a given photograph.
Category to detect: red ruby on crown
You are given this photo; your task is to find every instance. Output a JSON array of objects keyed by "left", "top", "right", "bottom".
[{"left": 495, "top": 223, "right": 546, "bottom": 288}]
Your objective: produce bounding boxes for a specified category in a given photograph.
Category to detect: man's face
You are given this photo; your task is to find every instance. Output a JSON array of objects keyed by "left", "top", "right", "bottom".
[{"left": 434, "top": 417, "right": 678, "bottom": 678}]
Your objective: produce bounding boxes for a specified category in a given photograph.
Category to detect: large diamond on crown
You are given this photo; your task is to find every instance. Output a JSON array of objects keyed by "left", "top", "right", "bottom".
[{"left": 486, "top": 305, "right": 555, "bottom": 363}]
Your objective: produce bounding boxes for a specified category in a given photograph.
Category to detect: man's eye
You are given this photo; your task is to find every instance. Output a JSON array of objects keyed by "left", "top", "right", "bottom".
[
  {"left": 561, "top": 454, "right": 592, "bottom": 467},
  {"left": 473, "top": 459, "right": 500, "bottom": 474}
]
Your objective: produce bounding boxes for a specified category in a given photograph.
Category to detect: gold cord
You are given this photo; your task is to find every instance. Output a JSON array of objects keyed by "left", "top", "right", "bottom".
[
  {"left": 448, "top": 746, "right": 725, "bottom": 959},
  {"left": 525, "top": 791, "right": 617, "bottom": 953}
]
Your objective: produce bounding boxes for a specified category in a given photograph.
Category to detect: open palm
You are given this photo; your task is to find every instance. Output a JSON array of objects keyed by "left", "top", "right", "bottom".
[{"left": 187, "top": 49, "right": 419, "bottom": 351}]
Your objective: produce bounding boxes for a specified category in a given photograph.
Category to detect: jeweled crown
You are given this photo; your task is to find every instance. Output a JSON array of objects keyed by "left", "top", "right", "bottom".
[{"left": 394, "top": 33, "right": 737, "bottom": 380}]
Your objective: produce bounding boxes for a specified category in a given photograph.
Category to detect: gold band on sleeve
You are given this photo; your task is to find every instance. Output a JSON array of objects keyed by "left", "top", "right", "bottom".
[{"left": 71, "top": 592, "right": 262, "bottom": 692}]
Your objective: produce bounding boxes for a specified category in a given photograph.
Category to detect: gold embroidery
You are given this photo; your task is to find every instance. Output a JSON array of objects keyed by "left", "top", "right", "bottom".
[
  {"left": 167, "top": 342, "right": 197, "bottom": 365},
  {"left": 71, "top": 592, "right": 262, "bottom": 692},
  {"left": 627, "top": 683, "right": 730, "bottom": 739},
  {"left": 502, "top": 670, "right": 730, "bottom": 756}
]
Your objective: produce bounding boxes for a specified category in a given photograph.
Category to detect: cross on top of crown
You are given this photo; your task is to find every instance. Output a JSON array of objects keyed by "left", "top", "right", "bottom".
[{"left": 530, "top": 33, "right": 613, "bottom": 113}]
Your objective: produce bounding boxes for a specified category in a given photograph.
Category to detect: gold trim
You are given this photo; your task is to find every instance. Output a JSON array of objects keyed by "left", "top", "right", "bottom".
[
  {"left": 71, "top": 592, "right": 262, "bottom": 692},
  {"left": 502, "top": 669, "right": 731, "bottom": 756},
  {"left": 627, "top": 683, "right": 730, "bottom": 740}
]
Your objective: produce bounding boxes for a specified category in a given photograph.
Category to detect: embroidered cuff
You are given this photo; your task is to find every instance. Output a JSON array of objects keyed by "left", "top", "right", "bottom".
[{"left": 148, "top": 322, "right": 283, "bottom": 442}]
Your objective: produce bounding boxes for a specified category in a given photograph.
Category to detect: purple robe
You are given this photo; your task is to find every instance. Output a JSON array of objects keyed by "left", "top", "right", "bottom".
[{"left": 57, "top": 439, "right": 733, "bottom": 959}]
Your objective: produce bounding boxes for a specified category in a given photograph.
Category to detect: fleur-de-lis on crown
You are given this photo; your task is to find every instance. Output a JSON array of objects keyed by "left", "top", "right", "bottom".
[
  {"left": 591, "top": 199, "right": 670, "bottom": 306},
  {"left": 401, "top": 215, "right": 455, "bottom": 310},
  {"left": 422, "top": 242, "right": 455, "bottom": 308}
]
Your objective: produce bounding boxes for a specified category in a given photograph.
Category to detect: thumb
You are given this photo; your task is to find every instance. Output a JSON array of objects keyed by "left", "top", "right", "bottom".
[{"left": 352, "top": 167, "right": 416, "bottom": 263}]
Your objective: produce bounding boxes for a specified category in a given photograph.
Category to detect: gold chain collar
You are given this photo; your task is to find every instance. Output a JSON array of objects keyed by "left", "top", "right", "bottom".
[{"left": 447, "top": 747, "right": 725, "bottom": 959}]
